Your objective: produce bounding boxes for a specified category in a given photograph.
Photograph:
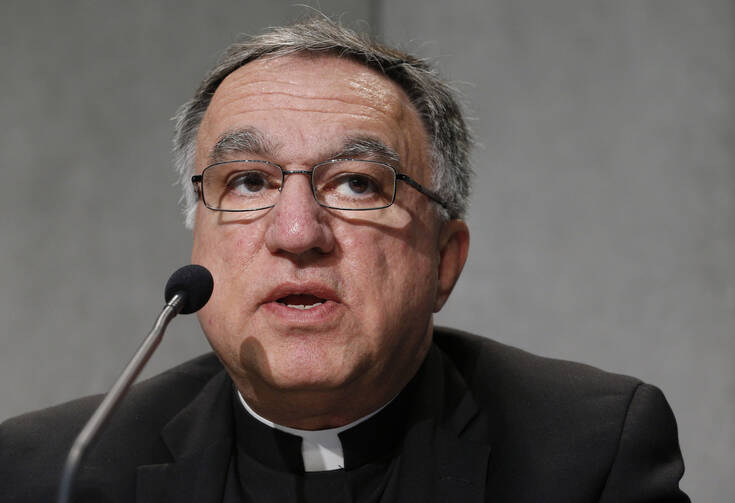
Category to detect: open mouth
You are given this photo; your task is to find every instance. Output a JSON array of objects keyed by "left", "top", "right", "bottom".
[{"left": 276, "top": 294, "right": 326, "bottom": 310}]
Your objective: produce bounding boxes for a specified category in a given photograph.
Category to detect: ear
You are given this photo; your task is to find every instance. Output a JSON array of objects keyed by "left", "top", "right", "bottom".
[{"left": 434, "top": 219, "right": 470, "bottom": 312}]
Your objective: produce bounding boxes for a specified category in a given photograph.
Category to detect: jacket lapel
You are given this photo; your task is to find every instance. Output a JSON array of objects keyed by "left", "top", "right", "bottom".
[
  {"left": 391, "top": 345, "right": 492, "bottom": 503},
  {"left": 434, "top": 427, "right": 491, "bottom": 503},
  {"left": 434, "top": 358, "right": 492, "bottom": 503},
  {"left": 136, "top": 370, "right": 234, "bottom": 503}
]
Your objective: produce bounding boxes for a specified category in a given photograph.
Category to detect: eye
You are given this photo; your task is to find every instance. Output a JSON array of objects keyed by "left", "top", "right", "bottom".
[
  {"left": 227, "top": 170, "right": 274, "bottom": 195},
  {"left": 336, "top": 174, "right": 377, "bottom": 196},
  {"left": 313, "top": 161, "right": 395, "bottom": 209}
]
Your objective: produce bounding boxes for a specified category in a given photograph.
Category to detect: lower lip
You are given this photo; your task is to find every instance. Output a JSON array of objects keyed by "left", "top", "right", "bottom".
[{"left": 261, "top": 300, "right": 340, "bottom": 324}]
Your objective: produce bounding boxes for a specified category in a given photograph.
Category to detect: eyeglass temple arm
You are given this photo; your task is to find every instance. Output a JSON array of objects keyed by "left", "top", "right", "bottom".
[
  {"left": 191, "top": 175, "right": 202, "bottom": 198},
  {"left": 396, "top": 174, "right": 449, "bottom": 210}
]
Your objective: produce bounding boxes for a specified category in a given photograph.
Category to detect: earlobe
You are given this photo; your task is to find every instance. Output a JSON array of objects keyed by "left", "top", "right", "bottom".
[{"left": 434, "top": 219, "right": 470, "bottom": 312}]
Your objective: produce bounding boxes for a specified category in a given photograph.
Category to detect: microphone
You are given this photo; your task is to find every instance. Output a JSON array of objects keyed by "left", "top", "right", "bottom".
[
  {"left": 56, "top": 265, "right": 214, "bottom": 503},
  {"left": 165, "top": 264, "right": 215, "bottom": 314}
]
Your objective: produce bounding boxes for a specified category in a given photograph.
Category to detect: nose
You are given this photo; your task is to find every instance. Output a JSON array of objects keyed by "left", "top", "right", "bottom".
[{"left": 264, "top": 172, "right": 335, "bottom": 258}]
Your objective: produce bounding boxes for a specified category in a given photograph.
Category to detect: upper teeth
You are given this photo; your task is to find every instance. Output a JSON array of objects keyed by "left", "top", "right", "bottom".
[{"left": 286, "top": 302, "right": 323, "bottom": 310}]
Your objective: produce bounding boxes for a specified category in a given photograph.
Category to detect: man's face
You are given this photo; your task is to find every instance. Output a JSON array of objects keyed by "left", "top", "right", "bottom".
[{"left": 191, "top": 54, "right": 467, "bottom": 417}]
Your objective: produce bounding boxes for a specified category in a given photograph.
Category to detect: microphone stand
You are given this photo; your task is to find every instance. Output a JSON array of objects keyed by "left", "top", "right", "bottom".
[{"left": 56, "top": 292, "right": 185, "bottom": 503}]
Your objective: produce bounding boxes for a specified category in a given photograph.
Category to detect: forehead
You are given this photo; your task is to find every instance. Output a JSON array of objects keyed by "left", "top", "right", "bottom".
[{"left": 196, "top": 54, "right": 429, "bottom": 168}]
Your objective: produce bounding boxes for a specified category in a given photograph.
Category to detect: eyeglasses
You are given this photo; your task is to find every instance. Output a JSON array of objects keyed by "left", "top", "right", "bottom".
[{"left": 191, "top": 159, "right": 449, "bottom": 212}]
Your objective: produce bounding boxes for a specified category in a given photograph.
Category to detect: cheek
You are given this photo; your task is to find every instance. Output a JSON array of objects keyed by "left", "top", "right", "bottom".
[
  {"left": 192, "top": 221, "right": 265, "bottom": 330},
  {"left": 339, "top": 225, "right": 437, "bottom": 318},
  {"left": 193, "top": 217, "right": 264, "bottom": 277},
  {"left": 340, "top": 230, "right": 390, "bottom": 279}
]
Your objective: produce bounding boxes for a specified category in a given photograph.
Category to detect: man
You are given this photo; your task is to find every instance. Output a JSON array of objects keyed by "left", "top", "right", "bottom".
[{"left": 0, "top": 17, "right": 689, "bottom": 502}]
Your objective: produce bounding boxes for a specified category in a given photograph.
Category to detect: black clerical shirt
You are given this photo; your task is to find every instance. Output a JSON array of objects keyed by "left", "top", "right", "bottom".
[{"left": 222, "top": 353, "right": 436, "bottom": 503}]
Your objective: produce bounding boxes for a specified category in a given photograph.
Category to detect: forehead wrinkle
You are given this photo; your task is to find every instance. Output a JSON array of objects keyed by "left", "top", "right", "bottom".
[
  {"left": 207, "top": 91, "right": 405, "bottom": 134},
  {"left": 224, "top": 108, "right": 391, "bottom": 124},
  {"left": 219, "top": 91, "right": 404, "bottom": 122},
  {"left": 258, "top": 90, "right": 399, "bottom": 110},
  {"left": 226, "top": 70, "right": 402, "bottom": 99},
  {"left": 216, "top": 71, "right": 407, "bottom": 119}
]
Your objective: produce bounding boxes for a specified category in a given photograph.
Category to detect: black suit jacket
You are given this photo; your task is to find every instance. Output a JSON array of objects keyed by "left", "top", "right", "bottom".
[{"left": 0, "top": 328, "right": 689, "bottom": 502}]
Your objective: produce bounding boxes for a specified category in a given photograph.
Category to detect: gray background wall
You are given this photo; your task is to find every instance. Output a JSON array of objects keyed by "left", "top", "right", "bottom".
[{"left": 1, "top": 1, "right": 732, "bottom": 500}]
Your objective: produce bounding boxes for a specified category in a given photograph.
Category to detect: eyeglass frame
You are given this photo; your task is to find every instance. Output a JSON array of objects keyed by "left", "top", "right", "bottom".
[{"left": 190, "top": 158, "right": 450, "bottom": 212}]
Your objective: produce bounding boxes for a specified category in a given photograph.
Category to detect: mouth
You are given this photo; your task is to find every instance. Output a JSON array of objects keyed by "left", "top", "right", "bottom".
[
  {"left": 276, "top": 294, "right": 326, "bottom": 310},
  {"left": 261, "top": 282, "right": 341, "bottom": 323}
]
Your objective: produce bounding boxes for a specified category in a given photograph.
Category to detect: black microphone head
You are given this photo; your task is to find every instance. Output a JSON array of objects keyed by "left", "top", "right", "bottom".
[{"left": 164, "top": 264, "right": 214, "bottom": 314}]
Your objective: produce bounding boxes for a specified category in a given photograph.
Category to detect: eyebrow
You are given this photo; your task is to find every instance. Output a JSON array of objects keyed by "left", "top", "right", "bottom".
[
  {"left": 209, "top": 128, "right": 400, "bottom": 166},
  {"left": 330, "top": 136, "right": 401, "bottom": 165},
  {"left": 209, "top": 127, "right": 279, "bottom": 163}
]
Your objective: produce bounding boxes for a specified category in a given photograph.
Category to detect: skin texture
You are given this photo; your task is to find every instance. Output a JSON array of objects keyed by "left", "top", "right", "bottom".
[{"left": 191, "top": 54, "right": 469, "bottom": 429}]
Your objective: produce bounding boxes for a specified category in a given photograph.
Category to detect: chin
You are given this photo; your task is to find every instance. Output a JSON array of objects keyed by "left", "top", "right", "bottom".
[
  {"left": 264, "top": 366, "right": 353, "bottom": 392},
  {"left": 251, "top": 345, "right": 360, "bottom": 392}
]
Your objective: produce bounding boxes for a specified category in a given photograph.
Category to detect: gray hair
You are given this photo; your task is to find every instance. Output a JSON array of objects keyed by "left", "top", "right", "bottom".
[{"left": 173, "top": 17, "right": 472, "bottom": 228}]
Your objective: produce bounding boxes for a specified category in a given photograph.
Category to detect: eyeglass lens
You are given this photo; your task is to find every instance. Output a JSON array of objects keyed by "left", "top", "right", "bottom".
[{"left": 201, "top": 160, "right": 397, "bottom": 211}]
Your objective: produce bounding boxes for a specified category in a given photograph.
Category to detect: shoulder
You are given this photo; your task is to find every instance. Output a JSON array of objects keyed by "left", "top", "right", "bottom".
[
  {"left": 0, "top": 353, "right": 224, "bottom": 502},
  {"left": 433, "top": 327, "right": 688, "bottom": 501},
  {"left": 433, "top": 326, "right": 643, "bottom": 408},
  {"left": 1, "top": 352, "right": 223, "bottom": 443},
  {"left": 433, "top": 325, "right": 651, "bottom": 430}
]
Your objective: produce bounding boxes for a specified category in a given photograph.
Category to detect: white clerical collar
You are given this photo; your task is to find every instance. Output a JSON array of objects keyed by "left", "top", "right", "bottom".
[{"left": 237, "top": 391, "right": 388, "bottom": 472}]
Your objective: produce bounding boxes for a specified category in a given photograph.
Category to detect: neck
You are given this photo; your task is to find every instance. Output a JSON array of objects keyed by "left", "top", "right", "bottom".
[
  {"left": 238, "top": 390, "right": 389, "bottom": 434},
  {"left": 233, "top": 378, "right": 398, "bottom": 430},
  {"left": 232, "top": 351, "right": 427, "bottom": 430}
]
